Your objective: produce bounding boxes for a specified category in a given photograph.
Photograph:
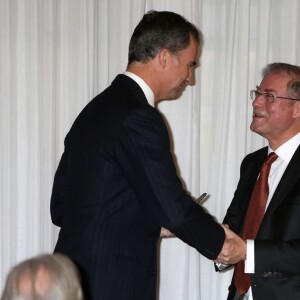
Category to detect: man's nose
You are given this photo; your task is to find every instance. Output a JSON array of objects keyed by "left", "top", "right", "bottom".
[
  {"left": 252, "top": 94, "right": 264, "bottom": 107},
  {"left": 186, "top": 70, "right": 194, "bottom": 85}
]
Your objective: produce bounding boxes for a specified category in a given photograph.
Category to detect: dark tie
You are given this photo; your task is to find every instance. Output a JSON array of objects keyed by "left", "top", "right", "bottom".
[{"left": 234, "top": 152, "right": 278, "bottom": 295}]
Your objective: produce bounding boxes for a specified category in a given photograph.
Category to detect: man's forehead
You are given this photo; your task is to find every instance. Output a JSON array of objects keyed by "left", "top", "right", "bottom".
[{"left": 260, "top": 72, "right": 292, "bottom": 89}]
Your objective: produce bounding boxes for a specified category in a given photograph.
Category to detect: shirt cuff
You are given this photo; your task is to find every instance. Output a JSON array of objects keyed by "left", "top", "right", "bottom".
[{"left": 245, "top": 239, "right": 255, "bottom": 274}]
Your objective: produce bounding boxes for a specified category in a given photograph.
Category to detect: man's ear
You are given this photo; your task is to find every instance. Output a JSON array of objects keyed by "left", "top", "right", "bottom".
[
  {"left": 293, "top": 101, "right": 300, "bottom": 118},
  {"left": 293, "top": 101, "right": 300, "bottom": 120},
  {"left": 158, "top": 49, "right": 169, "bottom": 68}
]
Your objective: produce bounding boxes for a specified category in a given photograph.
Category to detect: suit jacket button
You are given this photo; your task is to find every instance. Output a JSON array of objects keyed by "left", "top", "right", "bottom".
[
  {"left": 263, "top": 272, "right": 268, "bottom": 278},
  {"left": 263, "top": 272, "right": 273, "bottom": 278},
  {"left": 277, "top": 272, "right": 282, "bottom": 277}
]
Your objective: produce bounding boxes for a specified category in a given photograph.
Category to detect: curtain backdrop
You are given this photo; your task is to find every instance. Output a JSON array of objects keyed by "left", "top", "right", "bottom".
[{"left": 1, "top": 0, "right": 300, "bottom": 298}]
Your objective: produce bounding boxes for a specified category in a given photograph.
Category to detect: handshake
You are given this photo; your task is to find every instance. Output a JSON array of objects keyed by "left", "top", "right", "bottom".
[
  {"left": 160, "top": 193, "right": 247, "bottom": 268},
  {"left": 160, "top": 224, "right": 247, "bottom": 269},
  {"left": 214, "top": 224, "right": 246, "bottom": 271}
]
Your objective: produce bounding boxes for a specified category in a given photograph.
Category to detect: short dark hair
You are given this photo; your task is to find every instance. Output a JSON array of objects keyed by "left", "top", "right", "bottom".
[
  {"left": 128, "top": 10, "right": 201, "bottom": 65},
  {"left": 262, "top": 62, "right": 300, "bottom": 99}
]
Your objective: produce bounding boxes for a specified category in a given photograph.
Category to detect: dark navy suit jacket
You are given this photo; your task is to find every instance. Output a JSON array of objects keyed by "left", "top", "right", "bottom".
[
  {"left": 224, "top": 144, "right": 300, "bottom": 300},
  {"left": 51, "top": 74, "right": 225, "bottom": 300}
]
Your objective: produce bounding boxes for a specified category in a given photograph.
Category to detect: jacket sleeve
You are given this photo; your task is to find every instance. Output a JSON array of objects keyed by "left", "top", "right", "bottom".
[{"left": 115, "top": 106, "right": 225, "bottom": 260}]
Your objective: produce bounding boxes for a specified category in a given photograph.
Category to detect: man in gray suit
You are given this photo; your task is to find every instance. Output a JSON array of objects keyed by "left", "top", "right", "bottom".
[{"left": 51, "top": 10, "right": 244, "bottom": 300}]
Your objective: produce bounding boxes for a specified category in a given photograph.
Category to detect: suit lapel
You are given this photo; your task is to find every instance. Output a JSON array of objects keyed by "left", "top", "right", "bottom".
[
  {"left": 243, "top": 148, "right": 268, "bottom": 201},
  {"left": 263, "top": 145, "right": 300, "bottom": 221},
  {"left": 230, "top": 148, "right": 268, "bottom": 234}
]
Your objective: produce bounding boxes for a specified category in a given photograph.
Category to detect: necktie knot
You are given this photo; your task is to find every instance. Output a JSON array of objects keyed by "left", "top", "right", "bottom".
[
  {"left": 264, "top": 152, "right": 278, "bottom": 166},
  {"left": 259, "top": 153, "right": 278, "bottom": 181}
]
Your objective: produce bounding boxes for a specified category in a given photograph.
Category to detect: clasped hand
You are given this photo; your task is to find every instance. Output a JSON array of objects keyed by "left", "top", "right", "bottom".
[
  {"left": 160, "top": 224, "right": 246, "bottom": 265},
  {"left": 215, "top": 224, "right": 246, "bottom": 265}
]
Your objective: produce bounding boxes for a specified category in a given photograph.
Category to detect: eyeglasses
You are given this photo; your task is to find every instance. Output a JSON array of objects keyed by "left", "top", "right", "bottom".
[{"left": 250, "top": 90, "right": 300, "bottom": 103}]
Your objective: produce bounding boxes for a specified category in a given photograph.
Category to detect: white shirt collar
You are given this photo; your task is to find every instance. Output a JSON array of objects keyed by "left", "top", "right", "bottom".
[
  {"left": 123, "top": 71, "right": 155, "bottom": 107},
  {"left": 269, "top": 132, "right": 300, "bottom": 163}
]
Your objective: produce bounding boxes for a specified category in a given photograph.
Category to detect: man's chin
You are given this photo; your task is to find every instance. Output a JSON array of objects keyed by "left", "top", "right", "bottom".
[
  {"left": 250, "top": 122, "right": 263, "bottom": 134},
  {"left": 159, "top": 89, "right": 185, "bottom": 102},
  {"left": 172, "top": 88, "right": 185, "bottom": 99}
]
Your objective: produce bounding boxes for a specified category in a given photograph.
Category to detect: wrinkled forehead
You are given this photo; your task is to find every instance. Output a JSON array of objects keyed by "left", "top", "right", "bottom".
[{"left": 259, "top": 72, "right": 292, "bottom": 92}]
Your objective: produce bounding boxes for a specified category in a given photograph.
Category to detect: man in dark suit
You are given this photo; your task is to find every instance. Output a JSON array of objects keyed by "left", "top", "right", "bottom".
[
  {"left": 50, "top": 10, "right": 244, "bottom": 300},
  {"left": 219, "top": 63, "right": 300, "bottom": 300}
]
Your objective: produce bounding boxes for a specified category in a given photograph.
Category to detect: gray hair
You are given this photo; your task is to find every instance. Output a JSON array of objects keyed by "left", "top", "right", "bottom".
[
  {"left": 262, "top": 62, "right": 300, "bottom": 100},
  {"left": 1, "top": 254, "right": 84, "bottom": 300}
]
